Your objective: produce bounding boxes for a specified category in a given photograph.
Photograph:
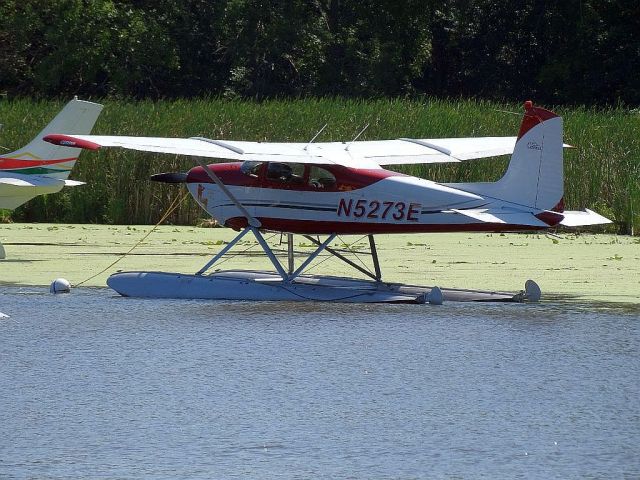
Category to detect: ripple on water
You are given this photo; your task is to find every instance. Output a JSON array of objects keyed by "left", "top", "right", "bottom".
[{"left": 0, "top": 286, "right": 638, "bottom": 478}]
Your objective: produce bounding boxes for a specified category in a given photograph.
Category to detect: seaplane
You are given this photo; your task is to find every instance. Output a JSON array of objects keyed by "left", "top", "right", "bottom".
[
  {"left": 45, "top": 101, "right": 610, "bottom": 304},
  {"left": 0, "top": 98, "right": 103, "bottom": 258}
]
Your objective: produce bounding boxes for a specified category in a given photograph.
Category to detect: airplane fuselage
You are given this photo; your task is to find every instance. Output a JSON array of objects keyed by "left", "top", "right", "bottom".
[{"left": 185, "top": 162, "right": 555, "bottom": 234}]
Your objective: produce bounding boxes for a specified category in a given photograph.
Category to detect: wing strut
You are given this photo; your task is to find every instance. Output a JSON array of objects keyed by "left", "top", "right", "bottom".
[{"left": 192, "top": 156, "right": 261, "bottom": 228}]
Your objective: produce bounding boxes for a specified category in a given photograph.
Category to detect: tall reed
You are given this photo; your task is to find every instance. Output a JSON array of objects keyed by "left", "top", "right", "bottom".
[{"left": 1, "top": 98, "right": 637, "bottom": 234}]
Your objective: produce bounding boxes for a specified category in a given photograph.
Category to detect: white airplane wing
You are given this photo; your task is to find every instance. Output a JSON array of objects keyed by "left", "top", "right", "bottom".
[
  {"left": 45, "top": 133, "right": 527, "bottom": 168},
  {"left": 45, "top": 134, "right": 335, "bottom": 164},
  {"left": 335, "top": 137, "right": 519, "bottom": 164}
]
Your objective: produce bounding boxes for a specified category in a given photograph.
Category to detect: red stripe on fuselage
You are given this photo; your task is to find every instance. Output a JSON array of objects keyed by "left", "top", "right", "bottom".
[
  {"left": 0, "top": 157, "right": 77, "bottom": 170},
  {"left": 225, "top": 217, "right": 549, "bottom": 235},
  {"left": 186, "top": 162, "right": 403, "bottom": 192}
]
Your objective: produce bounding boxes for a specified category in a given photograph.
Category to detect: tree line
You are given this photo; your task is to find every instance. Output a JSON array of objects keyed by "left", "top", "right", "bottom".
[{"left": 1, "top": 0, "right": 638, "bottom": 105}]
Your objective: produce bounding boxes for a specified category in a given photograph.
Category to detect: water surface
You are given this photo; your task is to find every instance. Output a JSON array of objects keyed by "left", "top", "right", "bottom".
[{"left": 1, "top": 286, "right": 639, "bottom": 478}]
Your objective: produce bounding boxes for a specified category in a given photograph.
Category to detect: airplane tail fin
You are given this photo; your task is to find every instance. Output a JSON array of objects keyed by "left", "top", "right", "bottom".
[
  {"left": 451, "top": 101, "right": 564, "bottom": 211},
  {"left": 492, "top": 101, "right": 564, "bottom": 210},
  {"left": 452, "top": 101, "right": 611, "bottom": 227},
  {"left": 0, "top": 98, "right": 103, "bottom": 180}
]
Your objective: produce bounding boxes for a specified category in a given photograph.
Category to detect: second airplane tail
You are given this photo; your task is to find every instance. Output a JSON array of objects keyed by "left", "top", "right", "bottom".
[{"left": 0, "top": 98, "right": 103, "bottom": 180}]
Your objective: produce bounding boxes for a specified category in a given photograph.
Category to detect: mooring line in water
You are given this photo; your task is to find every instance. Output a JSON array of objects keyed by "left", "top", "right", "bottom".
[{"left": 74, "top": 192, "right": 190, "bottom": 287}]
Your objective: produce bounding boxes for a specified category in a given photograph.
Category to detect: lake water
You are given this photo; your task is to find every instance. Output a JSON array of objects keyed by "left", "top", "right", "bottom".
[{"left": 1, "top": 285, "right": 639, "bottom": 479}]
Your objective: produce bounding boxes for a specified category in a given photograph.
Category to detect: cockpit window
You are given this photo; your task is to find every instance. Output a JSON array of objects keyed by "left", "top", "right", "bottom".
[
  {"left": 266, "top": 162, "right": 305, "bottom": 184},
  {"left": 308, "top": 166, "right": 336, "bottom": 189},
  {"left": 240, "top": 161, "right": 263, "bottom": 177}
]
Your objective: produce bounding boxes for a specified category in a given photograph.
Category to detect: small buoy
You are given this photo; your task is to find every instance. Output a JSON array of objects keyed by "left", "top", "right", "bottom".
[
  {"left": 427, "top": 286, "right": 444, "bottom": 305},
  {"left": 524, "top": 279, "right": 541, "bottom": 302},
  {"left": 50, "top": 278, "right": 71, "bottom": 294}
]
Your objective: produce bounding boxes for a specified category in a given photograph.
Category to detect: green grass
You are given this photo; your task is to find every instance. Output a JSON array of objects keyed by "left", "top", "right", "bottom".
[{"left": 1, "top": 98, "right": 638, "bottom": 234}]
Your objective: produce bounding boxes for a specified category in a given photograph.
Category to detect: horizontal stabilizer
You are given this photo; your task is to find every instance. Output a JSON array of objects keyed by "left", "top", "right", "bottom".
[
  {"left": 0, "top": 175, "right": 67, "bottom": 188},
  {"left": 63, "top": 179, "right": 85, "bottom": 186},
  {"left": 0, "top": 173, "right": 75, "bottom": 209},
  {"left": 452, "top": 208, "right": 551, "bottom": 227},
  {"left": 560, "top": 209, "right": 612, "bottom": 227}
]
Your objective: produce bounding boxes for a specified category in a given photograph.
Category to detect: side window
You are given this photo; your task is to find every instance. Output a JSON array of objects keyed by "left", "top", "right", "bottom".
[
  {"left": 289, "top": 163, "right": 305, "bottom": 184},
  {"left": 240, "top": 161, "right": 263, "bottom": 178},
  {"left": 308, "top": 166, "right": 336, "bottom": 189},
  {"left": 266, "top": 162, "right": 305, "bottom": 184}
]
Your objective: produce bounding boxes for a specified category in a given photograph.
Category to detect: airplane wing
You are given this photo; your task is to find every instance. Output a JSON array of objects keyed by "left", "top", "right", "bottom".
[
  {"left": 335, "top": 137, "right": 519, "bottom": 164},
  {"left": 44, "top": 133, "right": 527, "bottom": 169}
]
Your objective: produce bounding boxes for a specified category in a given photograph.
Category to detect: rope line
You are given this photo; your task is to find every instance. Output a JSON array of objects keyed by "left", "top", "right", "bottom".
[{"left": 73, "top": 192, "right": 189, "bottom": 287}]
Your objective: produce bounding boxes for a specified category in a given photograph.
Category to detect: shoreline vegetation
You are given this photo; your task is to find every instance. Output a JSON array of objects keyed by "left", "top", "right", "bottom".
[
  {"left": 1, "top": 224, "right": 639, "bottom": 305},
  {"left": 1, "top": 98, "right": 638, "bottom": 234}
]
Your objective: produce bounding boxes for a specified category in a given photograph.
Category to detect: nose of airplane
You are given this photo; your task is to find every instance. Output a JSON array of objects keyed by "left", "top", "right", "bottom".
[{"left": 149, "top": 172, "right": 188, "bottom": 183}]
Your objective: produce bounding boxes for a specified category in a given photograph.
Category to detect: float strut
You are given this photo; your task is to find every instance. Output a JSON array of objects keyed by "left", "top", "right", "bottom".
[
  {"left": 196, "top": 226, "right": 252, "bottom": 275},
  {"left": 368, "top": 235, "right": 382, "bottom": 281},
  {"left": 251, "top": 228, "right": 289, "bottom": 280},
  {"left": 287, "top": 233, "right": 294, "bottom": 275},
  {"left": 289, "top": 234, "right": 338, "bottom": 281},
  {"left": 302, "top": 235, "right": 382, "bottom": 282}
]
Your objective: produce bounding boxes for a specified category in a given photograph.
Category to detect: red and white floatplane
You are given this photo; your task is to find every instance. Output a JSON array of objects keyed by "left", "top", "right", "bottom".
[{"left": 45, "top": 101, "right": 610, "bottom": 304}]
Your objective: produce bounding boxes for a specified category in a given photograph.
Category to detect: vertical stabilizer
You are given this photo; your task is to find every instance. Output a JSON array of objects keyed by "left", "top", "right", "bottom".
[
  {"left": 495, "top": 101, "right": 564, "bottom": 210},
  {"left": 452, "top": 101, "right": 564, "bottom": 211},
  {"left": 0, "top": 99, "right": 103, "bottom": 180}
]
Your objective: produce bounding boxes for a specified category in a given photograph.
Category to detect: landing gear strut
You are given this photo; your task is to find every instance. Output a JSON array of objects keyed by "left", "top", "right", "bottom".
[{"left": 196, "top": 226, "right": 383, "bottom": 283}]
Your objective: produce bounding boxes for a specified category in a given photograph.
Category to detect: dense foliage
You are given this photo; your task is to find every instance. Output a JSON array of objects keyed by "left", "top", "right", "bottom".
[{"left": 1, "top": 0, "right": 639, "bottom": 104}]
